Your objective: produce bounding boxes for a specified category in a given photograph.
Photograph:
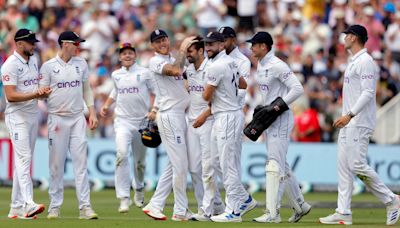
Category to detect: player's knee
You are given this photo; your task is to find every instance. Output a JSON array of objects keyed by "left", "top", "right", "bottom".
[
  {"left": 265, "top": 159, "right": 280, "bottom": 174},
  {"left": 135, "top": 161, "right": 146, "bottom": 170}
]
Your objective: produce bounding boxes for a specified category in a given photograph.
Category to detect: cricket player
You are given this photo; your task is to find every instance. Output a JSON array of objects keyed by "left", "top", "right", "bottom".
[
  {"left": 184, "top": 36, "right": 225, "bottom": 221},
  {"left": 142, "top": 29, "right": 195, "bottom": 221},
  {"left": 39, "top": 31, "right": 98, "bottom": 219},
  {"left": 202, "top": 31, "right": 255, "bottom": 223},
  {"left": 100, "top": 43, "right": 155, "bottom": 213},
  {"left": 246, "top": 31, "right": 311, "bottom": 223},
  {"left": 3, "top": 28, "right": 51, "bottom": 219},
  {"left": 319, "top": 25, "right": 400, "bottom": 226}
]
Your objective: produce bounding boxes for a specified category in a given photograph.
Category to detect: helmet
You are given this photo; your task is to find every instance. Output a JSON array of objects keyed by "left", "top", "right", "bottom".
[{"left": 138, "top": 119, "right": 161, "bottom": 148}]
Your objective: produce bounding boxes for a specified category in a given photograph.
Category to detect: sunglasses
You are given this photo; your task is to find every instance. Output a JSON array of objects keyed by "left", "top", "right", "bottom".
[{"left": 62, "top": 40, "right": 80, "bottom": 46}]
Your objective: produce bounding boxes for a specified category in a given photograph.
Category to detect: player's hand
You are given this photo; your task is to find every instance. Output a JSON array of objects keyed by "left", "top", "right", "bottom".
[
  {"left": 100, "top": 105, "right": 109, "bottom": 117},
  {"left": 88, "top": 112, "right": 98, "bottom": 130},
  {"left": 179, "top": 36, "right": 196, "bottom": 53},
  {"left": 333, "top": 115, "right": 351, "bottom": 128},
  {"left": 147, "top": 111, "right": 157, "bottom": 121},
  {"left": 37, "top": 86, "right": 52, "bottom": 98},
  {"left": 193, "top": 112, "right": 207, "bottom": 128}
]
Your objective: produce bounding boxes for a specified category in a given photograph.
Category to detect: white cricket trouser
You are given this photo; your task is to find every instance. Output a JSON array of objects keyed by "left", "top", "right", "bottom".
[
  {"left": 212, "top": 110, "right": 248, "bottom": 214},
  {"left": 6, "top": 111, "right": 38, "bottom": 208},
  {"left": 47, "top": 113, "right": 91, "bottom": 210},
  {"left": 114, "top": 117, "right": 147, "bottom": 199},
  {"left": 265, "top": 119, "right": 304, "bottom": 209},
  {"left": 150, "top": 112, "right": 189, "bottom": 215},
  {"left": 187, "top": 119, "right": 224, "bottom": 215},
  {"left": 336, "top": 127, "right": 396, "bottom": 215}
]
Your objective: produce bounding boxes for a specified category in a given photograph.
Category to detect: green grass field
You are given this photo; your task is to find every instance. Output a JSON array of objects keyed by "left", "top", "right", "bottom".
[{"left": 0, "top": 188, "right": 393, "bottom": 228}]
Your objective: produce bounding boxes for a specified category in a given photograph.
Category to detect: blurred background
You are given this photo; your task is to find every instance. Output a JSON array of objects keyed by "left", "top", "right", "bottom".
[{"left": 0, "top": 0, "right": 399, "bottom": 191}]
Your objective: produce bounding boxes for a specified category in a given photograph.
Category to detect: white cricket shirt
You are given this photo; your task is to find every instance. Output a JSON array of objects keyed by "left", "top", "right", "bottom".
[
  {"left": 206, "top": 50, "right": 241, "bottom": 114},
  {"left": 109, "top": 64, "right": 153, "bottom": 120},
  {"left": 342, "top": 48, "right": 378, "bottom": 129},
  {"left": 1, "top": 51, "right": 40, "bottom": 114},
  {"left": 228, "top": 47, "right": 251, "bottom": 107},
  {"left": 148, "top": 52, "right": 189, "bottom": 113},
  {"left": 39, "top": 55, "right": 88, "bottom": 116}
]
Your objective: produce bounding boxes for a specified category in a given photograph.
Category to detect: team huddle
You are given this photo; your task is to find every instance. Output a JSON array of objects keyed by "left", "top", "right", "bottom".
[{"left": 1, "top": 25, "right": 400, "bottom": 225}]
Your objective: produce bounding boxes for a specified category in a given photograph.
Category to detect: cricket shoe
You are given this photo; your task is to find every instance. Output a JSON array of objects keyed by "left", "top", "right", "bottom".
[
  {"left": 79, "top": 206, "right": 98, "bottom": 219},
  {"left": 253, "top": 211, "right": 281, "bottom": 223},
  {"left": 25, "top": 203, "right": 45, "bottom": 218},
  {"left": 47, "top": 207, "right": 61, "bottom": 219},
  {"left": 118, "top": 198, "right": 132, "bottom": 213},
  {"left": 319, "top": 212, "right": 352, "bottom": 225},
  {"left": 8, "top": 207, "right": 37, "bottom": 219},
  {"left": 171, "top": 209, "right": 193, "bottom": 221},
  {"left": 134, "top": 189, "right": 145, "bottom": 208},
  {"left": 211, "top": 212, "right": 242, "bottom": 222},
  {"left": 387, "top": 195, "right": 400, "bottom": 225},
  {"left": 142, "top": 203, "right": 167, "bottom": 220},
  {"left": 239, "top": 195, "right": 257, "bottom": 216},
  {"left": 288, "top": 201, "right": 312, "bottom": 223},
  {"left": 191, "top": 209, "right": 211, "bottom": 222}
]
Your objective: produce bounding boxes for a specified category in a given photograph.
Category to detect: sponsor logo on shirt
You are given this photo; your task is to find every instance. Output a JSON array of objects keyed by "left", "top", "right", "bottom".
[
  {"left": 344, "top": 76, "right": 350, "bottom": 83},
  {"left": 258, "top": 84, "right": 269, "bottom": 92},
  {"left": 361, "top": 74, "right": 374, "bottom": 80},
  {"left": 281, "top": 71, "right": 293, "bottom": 80},
  {"left": 57, "top": 80, "right": 81, "bottom": 88},
  {"left": 2, "top": 75, "right": 9, "bottom": 81},
  {"left": 207, "top": 75, "right": 216, "bottom": 82},
  {"left": 53, "top": 69, "right": 60, "bottom": 74},
  {"left": 23, "top": 78, "right": 40, "bottom": 86},
  {"left": 118, "top": 87, "right": 139, "bottom": 94},
  {"left": 188, "top": 85, "right": 204, "bottom": 92},
  {"left": 17, "top": 67, "right": 23, "bottom": 73}
]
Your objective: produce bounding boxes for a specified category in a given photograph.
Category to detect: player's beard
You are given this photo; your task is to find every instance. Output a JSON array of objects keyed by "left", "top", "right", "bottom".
[
  {"left": 208, "top": 50, "right": 220, "bottom": 59},
  {"left": 23, "top": 48, "right": 34, "bottom": 57}
]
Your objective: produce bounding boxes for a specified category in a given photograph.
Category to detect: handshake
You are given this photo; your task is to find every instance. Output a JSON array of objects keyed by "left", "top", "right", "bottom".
[
  {"left": 36, "top": 86, "right": 52, "bottom": 99},
  {"left": 243, "top": 97, "right": 289, "bottom": 141}
]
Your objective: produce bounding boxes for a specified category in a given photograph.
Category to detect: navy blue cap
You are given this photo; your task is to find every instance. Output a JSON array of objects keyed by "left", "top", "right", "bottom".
[
  {"left": 58, "top": 31, "right": 85, "bottom": 45},
  {"left": 14, "top": 28, "right": 39, "bottom": 43},
  {"left": 343, "top": 24, "right": 368, "bottom": 43},
  {"left": 246, "top": 31, "right": 273, "bottom": 46},
  {"left": 150, "top": 29, "right": 168, "bottom": 43},
  {"left": 203, "top": 31, "right": 224, "bottom": 43},
  {"left": 219, "top": 26, "right": 236, "bottom": 38}
]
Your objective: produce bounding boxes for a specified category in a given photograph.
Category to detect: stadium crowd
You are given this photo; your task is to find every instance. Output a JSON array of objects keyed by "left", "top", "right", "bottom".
[{"left": 0, "top": 0, "right": 399, "bottom": 142}]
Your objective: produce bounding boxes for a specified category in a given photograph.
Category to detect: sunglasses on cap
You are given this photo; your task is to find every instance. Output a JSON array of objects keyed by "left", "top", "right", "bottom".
[{"left": 62, "top": 40, "right": 81, "bottom": 46}]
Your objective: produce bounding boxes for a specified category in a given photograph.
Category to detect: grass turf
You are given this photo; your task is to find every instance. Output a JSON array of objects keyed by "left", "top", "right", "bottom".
[{"left": 0, "top": 188, "right": 392, "bottom": 228}]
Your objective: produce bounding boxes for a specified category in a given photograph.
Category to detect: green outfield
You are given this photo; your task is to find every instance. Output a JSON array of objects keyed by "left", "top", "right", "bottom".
[{"left": 0, "top": 188, "right": 392, "bottom": 228}]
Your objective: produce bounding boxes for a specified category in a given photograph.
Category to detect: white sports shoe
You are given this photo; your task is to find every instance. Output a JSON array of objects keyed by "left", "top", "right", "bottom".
[
  {"left": 79, "top": 206, "right": 98, "bottom": 219},
  {"left": 386, "top": 195, "right": 400, "bottom": 225},
  {"left": 288, "top": 201, "right": 312, "bottom": 223},
  {"left": 253, "top": 212, "right": 281, "bottom": 223},
  {"left": 319, "top": 212, "right": 352, "bottom": 225},
  {"left": 118, "top": 198, "right": 132, "bottom": 213},
  {"left": 171, "top": 209, "right": 193, "bottom": 221},
  {"left": 142, "top": 203, "right": 167, "bottom": 220},
  {"left": 191, "top": 209, "right": 211, "bottom": 222},
  {"left": 47, "top": 207, "right": 60, "bottom": 219},
  {"left": 210, "top": 212, "right": 242, "bottom": 223},
  {"left": 239, "top": 195, "right": 257, "bottom": 216},
  {"left": 25, "top": 203, "right": 45, "bottom": 218},
  {"left": 8, "top": 207, "right": 37, "bottom": 219},
  {"left": 134, "top": 189, "right": 145, "bottom": 208}
]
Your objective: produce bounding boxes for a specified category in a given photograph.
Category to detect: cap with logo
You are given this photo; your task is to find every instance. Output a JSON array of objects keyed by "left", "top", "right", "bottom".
[
  {"left": 14, "top": 28, "right": 39, "bottom": 43},
  {"left": 58, "top": 31, "right": 85, "bottom": 45},
  {"left": 150, "top": 29, "right": 168, "bottom": 43},
  {"left": 219, "top": 26, "right": 236, "bottom": 38},
  {"left": 203, "top": 31, "right": 224, "bottom": 43},
  {"left": 343, "top": 24, "right": 368, "bottom": 43},
  {"left": 117, "top": 42, "right": 136, "bottom": 53},
  {"left": 246, "top": 31, "right": 274, "bottom": 46}
]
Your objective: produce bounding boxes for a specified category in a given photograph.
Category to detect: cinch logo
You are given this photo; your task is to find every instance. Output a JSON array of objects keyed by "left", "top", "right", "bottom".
[
  {"left": 361, "top": 74, "right": 374, "bottom": 80},
  {"left": 118, "top": 87, "right": 139, "bottom": 94},
  {"left": 23, "top": 78, "right": 40, "bottom": 86},
  {"left": 188, "top": 85, "right": 204, "bottom": 92},
  {"left": 258, "top": 84, "right": 269, "bottom": 91},
  {"left": 57, "top": 80, "right": 81, "bottom": 88}
]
